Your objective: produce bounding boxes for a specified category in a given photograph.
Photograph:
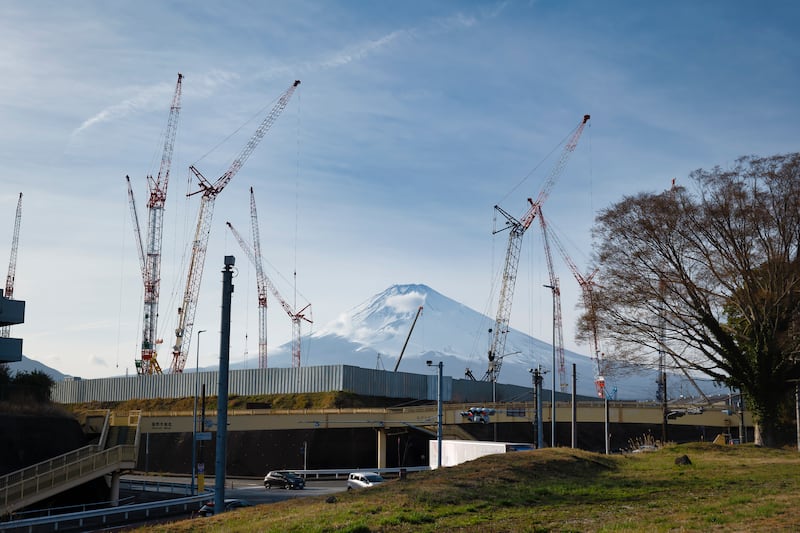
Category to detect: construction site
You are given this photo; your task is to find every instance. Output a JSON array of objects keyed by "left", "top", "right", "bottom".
[{"left": 0, "top": 77, "right": 752, "bottom": 528}]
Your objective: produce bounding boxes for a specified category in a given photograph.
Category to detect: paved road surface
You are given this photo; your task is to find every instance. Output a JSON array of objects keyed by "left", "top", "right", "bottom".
[{"left": 122, "top": 474, "right": 347, "bottom": 507}]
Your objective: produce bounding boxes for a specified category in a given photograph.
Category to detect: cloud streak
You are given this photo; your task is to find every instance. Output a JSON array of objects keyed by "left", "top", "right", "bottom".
[{"left": 71, "top": 82, "right": 172, "bottom": 138}]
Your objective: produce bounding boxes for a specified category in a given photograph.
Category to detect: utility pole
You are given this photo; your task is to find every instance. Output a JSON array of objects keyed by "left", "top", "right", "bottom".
[
  {"left": 427, "top": 360, "right": 443, "bottom": 468},
  {"left": 214, "top": 256, "right": 235, "bottom": 515},
  {"left": 545, "top": 284, "right": 557, "bottom": 447},
  {"left": 571, "top": 363, "right": 577, "bottom": 448},
  {"left": 191, "top": 329, "right": 206, "bottom": 495},
  {"left": 529, "top": 367, "right": 544, "bottom": 449}
]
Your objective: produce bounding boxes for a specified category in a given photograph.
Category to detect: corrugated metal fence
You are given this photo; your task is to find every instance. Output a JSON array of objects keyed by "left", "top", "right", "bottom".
[
  {"left": 50, "top": 364, "right": 555, "bottom": 404},
  {"left": 51, "top": 365, "right": 450, "bottom": 403}
]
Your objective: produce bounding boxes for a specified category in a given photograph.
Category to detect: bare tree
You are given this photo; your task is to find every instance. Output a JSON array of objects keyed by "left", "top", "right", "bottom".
[{"left": 587, "top": 153, "right": 800, "bottom": 447}]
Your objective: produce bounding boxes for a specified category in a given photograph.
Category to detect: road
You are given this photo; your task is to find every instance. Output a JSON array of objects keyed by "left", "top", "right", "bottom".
[
  {"left": 123, "top": 474, "right": 348, "bottom": 500},
  {"left": 216, "top": 478, "right": 348, "bottom": 506},
  {"left": 102, "top": 477, "right": 348, "bottom": 531}
]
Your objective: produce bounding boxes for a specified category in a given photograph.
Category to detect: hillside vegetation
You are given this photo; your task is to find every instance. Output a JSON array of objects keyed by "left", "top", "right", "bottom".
[
  {"left": 141, "top": 443, "right": 800, "bottom": 532},
  {"left": 66, "top": 391, "right": 413, "bottom": 415}
]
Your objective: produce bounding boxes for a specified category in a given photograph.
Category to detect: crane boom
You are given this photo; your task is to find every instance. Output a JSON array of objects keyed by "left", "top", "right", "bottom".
[
  {"left": 394, "top": 305, "right": 423, "bottom": 372},
  {"left": 483, "top": 115, "right": 589, "bottom": 383},
  {"left": 540, "top": 210, "right": 605, "bottom": 397},
  {"left": 128, "top": 73, "right": 183, "bottom": 375},
  {"left": 170, "top": 80, "right": 300, "bottom": 373},
  {"left": 1, "top": 192, "right": 22, "bottom": 339},
  {"left": 226, "top": 218, "right": 312, "bottom": 368},
  {"left": 538, "top": 214, "right": 567, "bottom": 391},
  {"left": 248, "top": 186, "right": 269, "bottom": 368}
]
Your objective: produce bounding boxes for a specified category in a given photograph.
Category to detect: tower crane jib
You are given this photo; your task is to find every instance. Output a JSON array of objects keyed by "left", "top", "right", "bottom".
[
  {"left": 540, "top": 209, "right": 605, "bottom": 398},
  {"left": 169, "top": 80, "right": 300, "bottom": 374},
  {"left": 483, "top": 114, "right": 590, "bottom": 383},
  {"left": 538, "top": 213, "right": 568, "bottom": 392},
  {"left": 227, "top": 211, "right": 312, "bottom": 369},
  {"left": 1, "top": 192, "right": 23, "bottom": 339},
  {"left": 128, "top": 73, "right": 183, "bottom": 375}
]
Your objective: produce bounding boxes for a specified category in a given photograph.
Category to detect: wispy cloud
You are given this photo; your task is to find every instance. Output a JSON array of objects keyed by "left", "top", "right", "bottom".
[
  {"left": 320, "top": 30, "right": 407, "bottom": 70},
  {"left": 317, "top": 6, "right": 489, "bottom": 72},
  {"left": 70, "top": 69, "right": 239, "bottom": 138},
  {"left": 71, "top": 83, "right": 172, "bottom": 138}
]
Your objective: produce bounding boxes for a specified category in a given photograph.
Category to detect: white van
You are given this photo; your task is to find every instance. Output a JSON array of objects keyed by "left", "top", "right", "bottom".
[{"left": 347, "top": 472, "right": 385, "bottom": 490}]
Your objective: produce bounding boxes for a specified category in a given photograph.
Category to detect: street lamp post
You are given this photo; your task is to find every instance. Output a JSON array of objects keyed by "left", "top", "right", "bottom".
[
  {"left": 544, "top": 284, "right": 557, "bottom": 447},
  {"left": 427, "top": 360, "right": 443, "bottom": 468},
  {"left": 192, "top": 329, "right": 206, "bottom": 495},
  {"left": 529, "top": 367, "right": 544, "bottom": 449}
]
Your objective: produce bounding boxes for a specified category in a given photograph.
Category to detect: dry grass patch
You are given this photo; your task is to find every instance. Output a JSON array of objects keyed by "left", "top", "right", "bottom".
[{"left": 137, "top": 444, "right": 800, "bottom": 532}]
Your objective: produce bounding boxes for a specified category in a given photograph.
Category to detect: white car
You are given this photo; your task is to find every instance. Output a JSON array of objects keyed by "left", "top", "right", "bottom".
[{"left": 347, "top": 472, "right": 385, "bottom": 490}]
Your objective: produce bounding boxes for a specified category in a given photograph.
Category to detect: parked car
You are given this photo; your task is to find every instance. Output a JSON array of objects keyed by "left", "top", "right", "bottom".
[
  {"left": 264, "top": 470, "right": 306, "bottom": 490},
  {"left": 347, "top": 472, "right": 385, "bottom": 490},
  {"left": 197, "top": 498, "right": 252, "bottom": 517}
]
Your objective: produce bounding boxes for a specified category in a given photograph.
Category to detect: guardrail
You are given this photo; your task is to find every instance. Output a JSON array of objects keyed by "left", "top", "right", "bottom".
[
  {"left": 0, "top": 491, "right": 208, "bottom": 532},
  {"left": 292, "top": 466, "right": 430, "bottom": 480},
  {"left": 0, "top": 468, "right": 431, "bottom": 531},
  {"left": 0, "top": 445, "right": 137, "bottom": 516}
]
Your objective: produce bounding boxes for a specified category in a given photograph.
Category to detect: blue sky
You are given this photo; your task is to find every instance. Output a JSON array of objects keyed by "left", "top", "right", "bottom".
[{"left": 1, "top": 1, "right": 798, "bottom": 379}]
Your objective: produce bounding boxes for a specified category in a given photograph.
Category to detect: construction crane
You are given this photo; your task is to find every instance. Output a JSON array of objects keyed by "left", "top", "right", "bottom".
[
  {"left": 226, "top": 187, "right": 312, "bottom": 368},
  {"left": 1, "top": 192, "right": 22, "bottom": 339},
  {"left": 126, "top": 73, "right": 183, "bottom": 375},
  {"left": 169, "top": 80, "right": 301, "bottom": 373},
  {"left": 482, "top": 114, "right": 590, "bottom": 383},
  {"left": 537, "top": 213, "right": 567, "bottom": 391},
  {"left": 394, "top": 305, "right": 423, "bottom": 372},
  {"left": 539, "top": 209, "right": 605, "bottom": 398}
]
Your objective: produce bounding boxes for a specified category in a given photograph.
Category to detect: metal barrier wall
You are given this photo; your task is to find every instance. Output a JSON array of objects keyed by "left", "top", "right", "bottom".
[
  {"left": 51, "top": 365, "right": 438, "bottom": 403},
  {"left": 50, "top": 364, "right": 577, "bottom": 405}
]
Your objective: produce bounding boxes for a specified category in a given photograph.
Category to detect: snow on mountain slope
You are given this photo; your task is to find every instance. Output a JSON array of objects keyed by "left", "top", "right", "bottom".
[
  {"left": 270, "top": 283, "right": 717, "bottom": 401},
  {"left": 14, "top": 282, "right": 716, "bottom": 401}
]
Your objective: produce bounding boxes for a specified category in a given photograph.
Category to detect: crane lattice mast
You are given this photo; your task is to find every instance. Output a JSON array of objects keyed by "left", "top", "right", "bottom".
[
  {"left": 483, "top": 114, "right": 590, "bottom": 383},
  {"left": 540, "top": 210, "right": 605, "bottom": 398},
  {"left": 127, "top": 73, "right": 183, "bottom": 375},
  {"left": 170, "top": 80, "right": 300, "bottom": 373},
  {"left": 226, "top": 188, "right": 312, "bottom": 369},
  {"left": 537, "top": 213, "right": 567, "bottom": 391},
  {"left": 1, "top": 192, "right": 23, "bottom": 339}
]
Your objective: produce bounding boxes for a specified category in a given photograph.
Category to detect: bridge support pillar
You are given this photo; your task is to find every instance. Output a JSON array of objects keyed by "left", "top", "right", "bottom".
[
  {"left": 377, "top": 428, "right": 387, "bottom": 469},
  {"left": 110, "top": 471, "right": 121, "bottom": 507}
]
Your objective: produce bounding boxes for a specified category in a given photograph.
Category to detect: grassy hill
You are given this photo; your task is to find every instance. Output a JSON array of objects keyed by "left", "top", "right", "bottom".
[
  {"left": 139, "top": 443, "right": 800, "bottom": 532},
  {"left": 65, "top": 391, "right": 416, "bottom": 414}
]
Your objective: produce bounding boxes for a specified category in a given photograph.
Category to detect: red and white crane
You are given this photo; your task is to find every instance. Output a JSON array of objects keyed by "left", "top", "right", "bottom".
[
  {"left": 169, "top": 80, "right": 300, "bottom": 373},
  {"left": 226, "top": 189, "right": 312, "bottom": 368},
  {"left": 539, "top": 210, "right": 605, "bottom": 398},
  {"left": 127, "top": 73, "right": 183, "bottom": 375},
  {"left": 482, "top": 115, "right": 590, "bottom": 383},
  {"left": 1, "top": 192, "right": 22, "bottom": 339},
  {"left": 537, "top": 213, "right": 568, "bottom": 391}
]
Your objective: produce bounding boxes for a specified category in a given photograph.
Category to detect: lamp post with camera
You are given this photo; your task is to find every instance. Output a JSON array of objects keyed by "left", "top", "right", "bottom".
[
  {"left": 191, "top": 329, "right": 206, "bottom": 495},
  {"left": 427, "top": 360, "right": 443, "bottom": 468}
]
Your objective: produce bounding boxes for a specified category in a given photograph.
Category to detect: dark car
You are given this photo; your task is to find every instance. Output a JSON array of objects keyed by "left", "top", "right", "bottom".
[
  {"left": 264, "top": 470, "right": 306, "bottom": 490},
  {"left": 197, "top": 498, "right": 252, "bottom": 517}
]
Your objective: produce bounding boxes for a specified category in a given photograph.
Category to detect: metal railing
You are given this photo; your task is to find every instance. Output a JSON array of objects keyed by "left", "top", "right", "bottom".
[
  {"left": 1, "top": 444, "right": 137, "bottom": 516},
  {"left": 0, "top": 491, "right": 207, "bottom": 532}
]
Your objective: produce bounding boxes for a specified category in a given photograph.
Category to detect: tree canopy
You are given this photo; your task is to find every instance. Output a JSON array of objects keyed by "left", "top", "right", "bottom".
[{"left": 587, "top": 153, "right": 800, "bottom": 446}]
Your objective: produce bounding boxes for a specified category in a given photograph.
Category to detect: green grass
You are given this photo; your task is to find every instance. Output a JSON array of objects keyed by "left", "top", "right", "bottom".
[{"left": 139, "top": 443, "right": 800, "bottom": 532}]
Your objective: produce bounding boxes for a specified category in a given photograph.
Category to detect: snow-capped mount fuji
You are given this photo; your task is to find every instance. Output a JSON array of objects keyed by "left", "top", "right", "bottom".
[{"left": 257, "top": 283, "right": 710, "bottom": 401}]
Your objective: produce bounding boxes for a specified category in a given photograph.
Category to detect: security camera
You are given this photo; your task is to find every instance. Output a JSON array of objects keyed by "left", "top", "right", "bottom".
[{"left": 426, "top": 360, "right": 433, "bottom": 366}]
